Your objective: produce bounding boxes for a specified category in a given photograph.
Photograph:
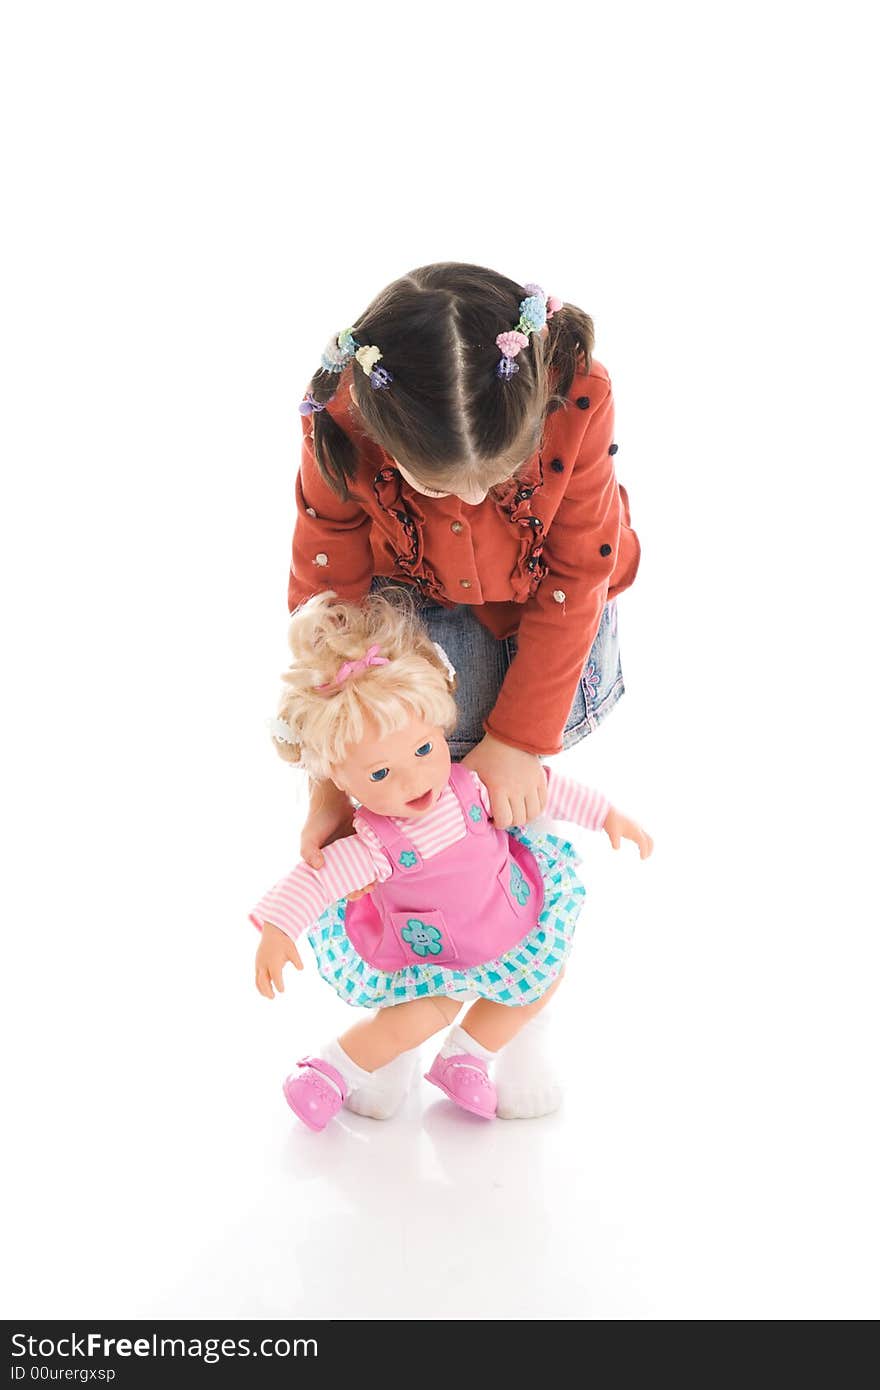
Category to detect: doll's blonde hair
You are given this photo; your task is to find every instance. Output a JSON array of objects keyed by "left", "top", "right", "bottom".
[{"left": 273, "top": 591, "right": 458, "bottom": 779}]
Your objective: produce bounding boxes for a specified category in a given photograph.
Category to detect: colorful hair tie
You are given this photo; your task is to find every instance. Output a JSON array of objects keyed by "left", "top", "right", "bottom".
[
  {"left": 495, "top": 284, "right": 563, "bottom": 379},
  {"left": 320, "top": 328, "right": 358, "bottom": 373},
  {"left": 318, "top": 328, "right": 392, "bottom": 391},
  {"left": 299, "top": 392, "right": 326, "bottom": 416}
]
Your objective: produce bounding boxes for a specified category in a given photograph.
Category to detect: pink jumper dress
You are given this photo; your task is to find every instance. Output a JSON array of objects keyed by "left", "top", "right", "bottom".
[
  {"left": 345, "top": 764, "right": 545, "bottom": 971},
  {"left": 308, "top": 765, "right": 585, "bottom": 1009}
]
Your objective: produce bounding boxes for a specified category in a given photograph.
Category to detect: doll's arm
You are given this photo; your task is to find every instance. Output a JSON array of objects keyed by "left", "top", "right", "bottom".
[
  {"left": 250, "top": 833, "right": 388, "bottom": 942},
  {"left": 543, "top": 766, "right": 610, "bottom": 830},
  {"left": 545, "top": 767, "right": 653, "bottom": 858},
  {"left": 470, "top": 765, "right": 651, "bottom": 855},
  {"left": 601, "top": 806, "right": 653, "bottom": 859}
]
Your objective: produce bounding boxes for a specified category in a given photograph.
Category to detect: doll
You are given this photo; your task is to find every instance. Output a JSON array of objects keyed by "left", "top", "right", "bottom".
[{"left": 252, "top": 592, "right": 652, "bottom": 1130}]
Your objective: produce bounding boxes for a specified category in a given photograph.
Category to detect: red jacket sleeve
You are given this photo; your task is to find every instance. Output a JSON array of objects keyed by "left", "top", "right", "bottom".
[
  {"left": 287, "top": 424, "right": 374, "bottom": 612},
  {"left": 484, "top": 376, "right": 621, "bottom": 756}
]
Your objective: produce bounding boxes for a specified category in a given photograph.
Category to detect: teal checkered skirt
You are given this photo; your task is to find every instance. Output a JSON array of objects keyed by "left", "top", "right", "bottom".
[{"left": 306, "top": 829, "right": 585, "bottom": 1009}]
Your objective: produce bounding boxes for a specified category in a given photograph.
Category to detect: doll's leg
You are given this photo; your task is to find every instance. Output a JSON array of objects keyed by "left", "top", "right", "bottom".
[
  {"left": 285, "top": 997, "right": 463, "bottom": 1131},
  {"left": 492, "top": 811, "right": 565, "bottom": 1118},
  {"left": 425, "top": 979, "right": 563, "bottom": 1120},
  {"left": 342, "top": 1048, "right": 423, "bottom": 1121},
  {"left": 319, "top": 997, "right": 463, "bottom": 1122},
  {"left": 339, "top": 995, "right": 463, "bottom": 1072},
  {"left": 493, "top": 1003, "right": 562, "bottom": 1120},
  {"left": 458, "top": 975, "right": 563, "bottom": 1052}
]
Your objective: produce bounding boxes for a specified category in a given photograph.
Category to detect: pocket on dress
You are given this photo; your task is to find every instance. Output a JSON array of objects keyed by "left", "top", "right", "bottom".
[
  {"left": 389, "top": 909, "right": 459, "bottom": 965},
  {"left": 496, "top": 858, "right": 536, "bottom": 919}
]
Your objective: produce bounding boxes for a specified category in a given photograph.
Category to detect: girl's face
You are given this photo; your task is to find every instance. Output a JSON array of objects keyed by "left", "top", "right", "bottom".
[
  {"left": 330, "top": 714, "right": 452, "bottom": 818},
  {"left": 395, "top": 461, "right": 500, "bottom": 508},
  {"left": 347, "top": 384, "right": 542, "bottom": 505}
]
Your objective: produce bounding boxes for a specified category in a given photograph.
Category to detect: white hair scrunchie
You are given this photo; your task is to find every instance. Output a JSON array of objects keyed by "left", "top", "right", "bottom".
[
  {"left": 268, "top": 716, "right": 297, "bottom": 746},
  {"left": 432, "top": 641, "right": 456, "bottom": 685}
]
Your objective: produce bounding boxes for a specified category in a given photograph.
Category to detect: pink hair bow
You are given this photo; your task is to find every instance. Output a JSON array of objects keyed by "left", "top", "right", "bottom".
[{"left": 318, "top": 644, "right": 389, "bottom": 690}]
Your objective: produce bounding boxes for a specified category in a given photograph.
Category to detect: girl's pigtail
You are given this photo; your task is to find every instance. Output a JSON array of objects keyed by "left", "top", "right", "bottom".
[
  {"left": 300, "top": 329, "right": 362, "bottom": 499},
  {"left": 308, "top": 370, "right": 359, "bottom": 499},
  {"left": 545, "top": 304, "right": 595, "bottom": 414}
]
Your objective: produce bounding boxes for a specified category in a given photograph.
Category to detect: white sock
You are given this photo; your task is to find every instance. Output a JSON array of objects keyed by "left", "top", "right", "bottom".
[
  {"left": 440, "top": 1025, "right": 497, "bottom": 1063},
  {"left": 320, "top": 1039, "right": 373, "bottom": 1096},
  {"left": 322, "top": 1039, "right": 420, "bottom": 1121},
  {"left": 494, "top": 1007, "right": 563, "bottom": 1120}
]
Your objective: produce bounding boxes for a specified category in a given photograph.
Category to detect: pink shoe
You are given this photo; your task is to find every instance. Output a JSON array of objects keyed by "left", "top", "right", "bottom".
[
  {"left": 425, "top": 1052, "right": 497, "bottom": 1119},
  {"left": 282, "top": 1057, "right": 347, "bottom": 1132}
]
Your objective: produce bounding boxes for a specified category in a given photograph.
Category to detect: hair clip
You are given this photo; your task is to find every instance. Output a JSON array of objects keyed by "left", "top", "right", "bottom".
[
  {"left": 355, "top": 344, "right": 393, "bottom": 391},
  {"left": 317, "top": 330, "right": 392, "bottom": 390},
  {"left": 299, "top": 392, "right": 326, "bottom": 416},
  {"left": 495, "top": 284, "right": 563, "bottom": 379}
]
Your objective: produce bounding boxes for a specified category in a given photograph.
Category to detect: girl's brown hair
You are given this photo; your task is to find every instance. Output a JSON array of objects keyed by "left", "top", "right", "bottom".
[{"left": 305, "top": 263, "right": 594, "bottom": 499}]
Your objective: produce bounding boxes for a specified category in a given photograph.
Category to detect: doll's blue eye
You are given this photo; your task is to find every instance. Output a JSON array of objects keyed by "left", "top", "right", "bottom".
[
  {"left": 415, "top": 742, "right": 433, "bottom": 757},
  {"left": 369, "top": 767, "right": 390, "bottom": 782}
]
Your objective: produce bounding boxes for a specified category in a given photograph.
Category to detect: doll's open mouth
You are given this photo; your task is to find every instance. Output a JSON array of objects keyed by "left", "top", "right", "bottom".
[{"left": 405, "top": 789, "right": 434, "bottom": 812}]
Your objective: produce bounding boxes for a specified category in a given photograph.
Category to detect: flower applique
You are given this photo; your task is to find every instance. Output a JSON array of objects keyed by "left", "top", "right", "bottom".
[
  {"left": 401, "top": 919, "right": 443, "bottom": 957},
  {"left": 581, "top": 661, "right": 599, "bottom": 703},
  {"left": 399, "top": 850, "right": 418, "bottom": 868},
  {"left": 468, "top": 804, "right": 482, "bottom": 823},
  {"left": 509, "top": 862, "right": 531, "bottom": 906}
]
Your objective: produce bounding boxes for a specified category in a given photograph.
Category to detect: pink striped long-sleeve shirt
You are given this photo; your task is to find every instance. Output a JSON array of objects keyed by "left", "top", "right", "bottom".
[{"left": 251, "top": 767, "right": 609, "bottom": 944}]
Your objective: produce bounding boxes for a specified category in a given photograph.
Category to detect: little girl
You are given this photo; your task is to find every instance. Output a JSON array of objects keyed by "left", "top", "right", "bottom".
[
  {"left": 288, "top": 263, "right": 641, "bottom": 860},
  {"left": 252, "top": 592, "right": 652, "bottom": 1131}
]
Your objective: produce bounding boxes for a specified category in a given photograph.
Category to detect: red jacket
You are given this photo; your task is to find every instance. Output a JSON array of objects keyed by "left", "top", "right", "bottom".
[{"left": 288, "top": 359, "right": 640, "bottom": 756}]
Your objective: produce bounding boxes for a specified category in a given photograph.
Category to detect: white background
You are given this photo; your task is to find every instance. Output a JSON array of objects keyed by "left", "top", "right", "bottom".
[{"left": 2, "top": 0, "right": 878, "bottom": 1320}]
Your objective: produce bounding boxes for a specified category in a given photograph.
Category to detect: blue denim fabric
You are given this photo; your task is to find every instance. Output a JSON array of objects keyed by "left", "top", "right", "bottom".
[{"left": 370, "top": 579, "right": 624, "bottom": 759}]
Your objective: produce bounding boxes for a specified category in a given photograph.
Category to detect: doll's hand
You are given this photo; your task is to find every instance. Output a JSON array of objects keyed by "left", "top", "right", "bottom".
[
  {"left": 255, "top": 921, "right": 304, "bottom": 999},
  {"left": 299, "top": 778, "right": 355, "bottom": 870},
  {"left": 462, "top": 733, "right": 548, "bottom": 829},
  {"left": 603, "top": 807, "right": 654, "bottom": 860}
]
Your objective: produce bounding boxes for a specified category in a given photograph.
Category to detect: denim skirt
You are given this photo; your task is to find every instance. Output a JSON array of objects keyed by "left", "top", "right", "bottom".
[{"left": 371, "top": 580, "right": 624, "bottom": 760}]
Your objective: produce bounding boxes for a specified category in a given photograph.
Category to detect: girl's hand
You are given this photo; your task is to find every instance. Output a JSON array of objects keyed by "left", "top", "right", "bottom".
[
  {"left": 603, "top": 807, "right": 654, "bottom": 860},
  {"left": 300, "top": 778, "right": 355, "bottom": 870},
  {"left": 255, "top": 921, "right": 304, "bottom": 1000},
  {"left": 298, "top": 778, "right": 376, "bottom": 900},
  {"left": 462, "top": 733, "right": 548, "bottom": 829}
]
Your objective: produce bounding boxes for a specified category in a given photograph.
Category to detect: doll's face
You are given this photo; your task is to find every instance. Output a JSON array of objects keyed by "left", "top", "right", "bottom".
[{"left": 330, "top": 714, "right": 451, "bottom": 818}]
